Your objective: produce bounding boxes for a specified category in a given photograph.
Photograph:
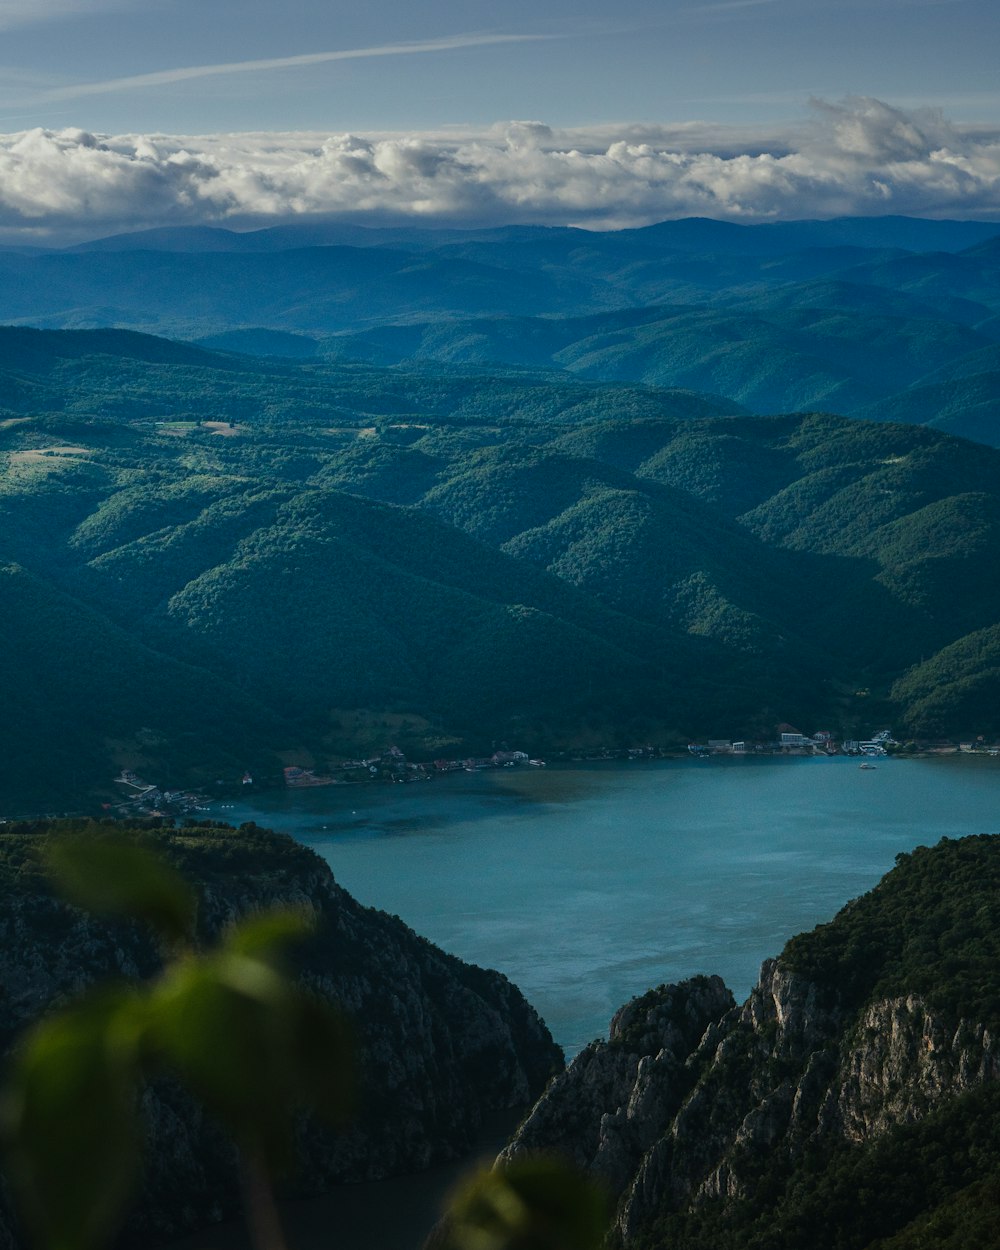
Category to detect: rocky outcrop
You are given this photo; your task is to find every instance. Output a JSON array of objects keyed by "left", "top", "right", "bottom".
[
  {"left": 0, "top": 820, "right": 563, "bottom": 1247},
  {"left": 502, "top": 836, "right": 1000, "bottom": 1248},
  {"left": 501, "top": 978, "right": 734, "bottom": 1197},
  {"left": 834, "top": 995, "right": 998, "bottom": 1141}
]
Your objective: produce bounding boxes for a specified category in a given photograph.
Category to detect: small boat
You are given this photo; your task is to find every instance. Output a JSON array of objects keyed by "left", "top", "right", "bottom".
[{"left": 859, "top": 762, "right": 877, "bottom": 770}]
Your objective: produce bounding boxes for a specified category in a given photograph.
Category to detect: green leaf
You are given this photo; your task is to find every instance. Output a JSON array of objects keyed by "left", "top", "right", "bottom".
[
  {"left": 225, "top": 906, "right": 315, "bottom": 964},
  {"left": 146, "top": 944, "right": 356, "bottom": 1159},
  {"left": 146, "top": 955, "right": 287, "bottom": 1136},
  {"left": 46, "top": 831, "right": 196, "bottom": 944},
  {"left": 446, "top": 1158, "right": 609, "bottom": 1250},
  {"left": 1, "top": 988, "right": 146, "bottom": 1250}
]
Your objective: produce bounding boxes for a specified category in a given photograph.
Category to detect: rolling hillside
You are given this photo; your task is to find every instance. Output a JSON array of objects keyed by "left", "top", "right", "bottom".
[{"left": 2, "top": 325, "right": 1000, "bottom": 808}]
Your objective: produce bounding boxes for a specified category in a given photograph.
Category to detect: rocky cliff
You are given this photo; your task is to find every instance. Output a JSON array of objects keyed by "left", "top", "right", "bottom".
[
  {"left": 503, "top": 834, "right": 1000, "bottom": 1250},
  {"left": 0, "top": 819, "right": 563, "bottom": 1248}
]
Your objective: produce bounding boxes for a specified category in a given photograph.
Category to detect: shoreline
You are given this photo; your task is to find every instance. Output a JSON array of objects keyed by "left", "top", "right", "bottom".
[{"left": 0, "top": 741, "right": 991, "bottom": 826}]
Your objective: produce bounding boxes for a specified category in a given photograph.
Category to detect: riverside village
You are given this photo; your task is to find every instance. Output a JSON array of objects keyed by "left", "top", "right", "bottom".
[{"left": 83, "top": 724, "right": 1000, "bottom": 821}]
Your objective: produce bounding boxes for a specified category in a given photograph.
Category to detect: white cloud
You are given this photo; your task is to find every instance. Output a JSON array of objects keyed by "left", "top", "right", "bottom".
[
  {"left": 0, "top": 98, "right": 997, "bottom": 244},
  {"left": 34, "top": 33, "right": 554, "bottom": 103}
]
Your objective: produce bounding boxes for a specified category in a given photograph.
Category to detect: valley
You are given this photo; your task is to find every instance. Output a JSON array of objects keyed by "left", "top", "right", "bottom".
[
  {"left": 2, "top": 211, "right": 1000, "bottom": 1250},
  {"left": 2, "top": 220, "right": 1000, "bottom": 813}
]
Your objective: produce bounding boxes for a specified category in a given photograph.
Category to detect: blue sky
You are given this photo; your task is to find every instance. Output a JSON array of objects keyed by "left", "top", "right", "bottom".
[
  {"left": 0, "top": 0, "right": 997, "bottom": 240},
  {"left": 2, "top": 0, "right": 997, "bottom": 134}
]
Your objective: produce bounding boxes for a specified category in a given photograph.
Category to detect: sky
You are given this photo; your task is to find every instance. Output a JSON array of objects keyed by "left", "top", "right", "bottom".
[{"left": 0, "top": 0, "right": 998, "bottom": 241}]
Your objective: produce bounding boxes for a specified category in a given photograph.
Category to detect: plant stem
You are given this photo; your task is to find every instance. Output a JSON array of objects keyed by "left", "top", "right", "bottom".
[{"left": 240, "top": 1148, "right": 290, "bottom": 1250}]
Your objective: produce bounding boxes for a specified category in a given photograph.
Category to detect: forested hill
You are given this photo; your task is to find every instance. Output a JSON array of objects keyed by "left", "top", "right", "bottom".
[
  {"left": 502, "top": 832, "right": 1000, "bottom": 1250},
  {"left": 0, "top": 213, "right": 998, "bottom": 445},
  {"left": 2, "top": 330, "right": 1000, "bottom": 811}
]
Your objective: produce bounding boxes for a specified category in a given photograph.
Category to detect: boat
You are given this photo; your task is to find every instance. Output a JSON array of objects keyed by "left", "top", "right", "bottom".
[{"left": 859, "top": 762, "right": 877, "bottom": 770}]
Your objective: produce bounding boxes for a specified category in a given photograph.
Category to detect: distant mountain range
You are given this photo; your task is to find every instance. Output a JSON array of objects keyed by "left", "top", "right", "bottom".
[
  {"left": 1, "top": 215, "right": 996, "bottom": 445},
  {"left": 2, "top": 325, "right": 1000, "bottom": 809}
]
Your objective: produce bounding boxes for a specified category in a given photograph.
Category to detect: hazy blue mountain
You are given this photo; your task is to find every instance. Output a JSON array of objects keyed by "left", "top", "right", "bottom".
[
  {"left": 65, "top": 215, "right": 1000, "bottom": 258},
  {"left": 627, "top": 213, "right": 1000, "bottom": 255},
  {"left": 0, "top": 217, "right": 997, "bottom": 450},
  {"left": 839, "top": 242, "right": 1000, "bottom": 312},
  {"left": 0, "top": 217, "right": 995, "bottom": 343},
  {"left": 194, "top": 327, "right": 321, "bottom": 357},
  {"left": 0, "top": 245, "right": 617, "bottom": 334}
]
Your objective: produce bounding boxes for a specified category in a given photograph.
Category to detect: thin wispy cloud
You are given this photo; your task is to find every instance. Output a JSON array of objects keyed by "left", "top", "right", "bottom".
[
  {"left": 0, "top": 0, "right": 126, "bottom": 32},
  {"left": 686, "top": 0, "right": 784, "bottom": 14},
  {"left": 34, "top": 33, "right": 554, "bottom": 104}
]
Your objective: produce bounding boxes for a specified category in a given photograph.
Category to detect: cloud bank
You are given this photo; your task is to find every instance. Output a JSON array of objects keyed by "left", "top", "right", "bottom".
[{"left": 0, "top": 98, "right": 998, "bottom": 244}]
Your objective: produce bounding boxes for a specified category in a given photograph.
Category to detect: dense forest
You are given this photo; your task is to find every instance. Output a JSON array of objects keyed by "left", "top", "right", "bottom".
[{"left": 2, "top": 318, "right": 1000, "bottom": 811}]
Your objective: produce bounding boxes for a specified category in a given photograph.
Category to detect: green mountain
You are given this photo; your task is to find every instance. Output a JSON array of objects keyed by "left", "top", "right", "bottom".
[
  {"left": 891, "top": 625, "right": 1000, "bottom": 736},
  {"left": 0, "top": 560, "right": 294, "bottom": 811},
  {"left": 3, "top": 328, "right": 1000, "bottom": 808},
  {"left": 314, "top": 299, "right": 998, "bottom": 428}
]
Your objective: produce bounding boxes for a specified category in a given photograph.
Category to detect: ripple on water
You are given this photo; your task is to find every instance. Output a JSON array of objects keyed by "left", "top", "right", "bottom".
[{"left": 214, "top": 755, "right": 1000, "bottom": 1056}]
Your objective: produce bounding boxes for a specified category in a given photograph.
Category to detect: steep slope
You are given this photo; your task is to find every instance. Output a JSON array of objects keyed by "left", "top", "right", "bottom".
[
  {"left": 0, "top": 562, "right": 293, "bottom": 811},
  {"left": 890, "top": 624, "right": 1000, "bottom": 736},
  {"left": 503, "top": 834, "right": 1000, "bottom": 1250},
  {"left": 0, "top": 819, "right": 562, "bottom": 1246}
]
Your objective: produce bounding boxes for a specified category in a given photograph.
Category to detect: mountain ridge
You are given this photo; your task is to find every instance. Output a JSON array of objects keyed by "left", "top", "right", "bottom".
[{"left": 501, "top": 833, "right": 1000, "bottom": 1250}]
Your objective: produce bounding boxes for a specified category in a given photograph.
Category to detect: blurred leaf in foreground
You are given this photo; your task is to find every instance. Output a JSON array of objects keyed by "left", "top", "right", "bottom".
[
  {"left": 446, "top": 1157, "right": 609, "bottom": 1250},
  {"left": 0, "top": 987, "right": 147, "bottom": 1250},
  {"left": 45, "top": 831, "right": 196, "bottom": 945},
  {"left": 3, "top": 837, "right": 357, "bottom": 1247}
]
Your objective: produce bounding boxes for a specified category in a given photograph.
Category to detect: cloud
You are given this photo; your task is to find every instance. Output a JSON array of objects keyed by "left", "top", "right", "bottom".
[
  {"left": 0, "top": 98, "right": 997, "bottom": 244},
  {"left": 0, "top": 0, "right": 128, "bottom": 32},
  {"left": 34, "top": 33, "right": 554, "bottom": 103}
]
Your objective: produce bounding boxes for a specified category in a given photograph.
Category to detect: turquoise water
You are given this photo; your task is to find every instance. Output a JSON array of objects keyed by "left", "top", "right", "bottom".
[{"left": 214, "top": 755, "right": 1000, "bottom": 1056}]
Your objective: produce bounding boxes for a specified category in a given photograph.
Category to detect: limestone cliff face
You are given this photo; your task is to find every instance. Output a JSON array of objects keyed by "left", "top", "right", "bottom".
[
  {"left": 501, "top": 977, "right": 734, "bottom": 1199},
  {"left": 503, "top": 847, "right": 1000, "bottom": 1249},
  {"left": 0, "top": 821, "right": 562, "bottom": 1247},
  {"left": 833, "top": 994, "right": 998, "bottom": 1142}
]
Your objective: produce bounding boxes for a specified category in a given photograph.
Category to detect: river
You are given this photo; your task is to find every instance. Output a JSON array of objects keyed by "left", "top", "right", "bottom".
[{"left": 211, "top": 753, "right": 1000, "bottom": 1056}]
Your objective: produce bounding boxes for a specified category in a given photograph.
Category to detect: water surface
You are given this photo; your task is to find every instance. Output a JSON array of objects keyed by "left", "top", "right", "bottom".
[{"left": 215, "top": 755, "right": 1000, "bottom": 1055}]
